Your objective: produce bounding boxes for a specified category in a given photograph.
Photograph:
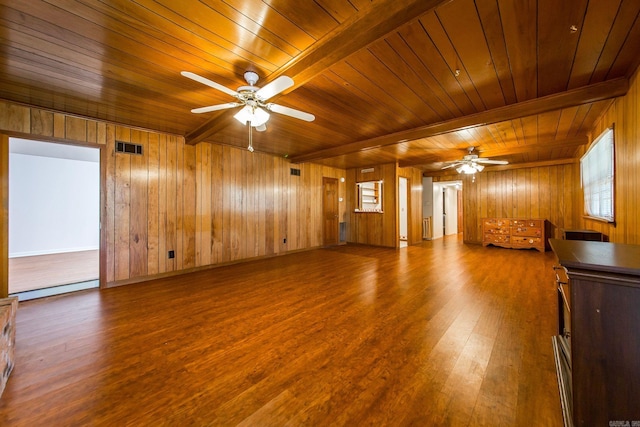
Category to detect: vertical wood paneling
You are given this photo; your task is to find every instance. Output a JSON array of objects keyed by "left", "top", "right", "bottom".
[
  {"left": 114, "top": 127, "right": 131, "bottom": 281},
  {"left": 264, "top": 156, "right": 275, "bottom": 256},
  {"left": 157, "top": 134, "right": 167, "bottom": 274},
  {"left": 30, "top": 109, "right": 54, "bottom": 137},
  {"left": 147, "top": 133, "right": 159, "bottom": 276},
  {"left": 166, "top": 136, "right": 178, "bottom": 272},
  {"left": 182, "top": 144, "right": 196, "bottom": 269},
  {"left": 105, "top": 125, "right": 116, "bottom": 283},
  {"left": 200, "top": 143, "right": 212, "bottom": 264},
  {"left": 456, "top": 162, "right": 576, "bottom": 244},
  {"left": 53, "top": 114, "right": 66, "bottom": 139},
  {"left": 65, "top": 116, "right": 87, "bottom": 141},
  {"left": 348, "top": 163, "right": 418, "bottom": 248},
  {"left": 0, "top": 102, "right": 30, "bottom": 133},
  {"left": 1, "top": 99, "right": 343, "bottom": 287},
  {"left": 530, "top": 168, "right": 539, "bottom": 218},
  {"left": 211, "top": 144, "right": 223, "bottom": 263},
  {"left": 278, "top": 158, "right": 288, "bottom": 254},
  {"left": 129, "top": 130, "right": 148, "bottom": 278},
  {"left": 175, "top": 137, "right": 185, "bottom": 271},
  {"left": 577, "top": 66, "right": 640, "bottom": 244}
]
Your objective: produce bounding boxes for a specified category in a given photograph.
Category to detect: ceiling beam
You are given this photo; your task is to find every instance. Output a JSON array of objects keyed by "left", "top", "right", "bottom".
[
  {"left": 185, "top": 0, "right": 452, "bottom": 145},
  {"left": 398, "top": 136, "right": 589, "bottom": 167},
  {"left": 424, "top": 158, "right": 576, "bottom": 177},
  {"left": 290, "top": 77, "right": 628, "bottom": 164}
]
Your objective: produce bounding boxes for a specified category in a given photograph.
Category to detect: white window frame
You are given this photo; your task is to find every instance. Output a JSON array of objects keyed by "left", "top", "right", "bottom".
[{"left": 580, "top": 126, "right": 615, "bottom": 223}]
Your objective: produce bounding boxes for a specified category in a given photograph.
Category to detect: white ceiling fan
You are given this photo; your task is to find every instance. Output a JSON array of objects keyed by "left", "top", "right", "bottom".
[
  {"left": 181, "top": 70, "right": 315, "bottom": 133},
  {"left": 441, "top": 147, "right": 508, "bottom": 174}
]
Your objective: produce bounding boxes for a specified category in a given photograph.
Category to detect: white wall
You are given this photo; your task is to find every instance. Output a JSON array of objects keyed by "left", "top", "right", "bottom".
[
  {"left": 432, "top": 181, "right": 462, "bottom": 239},
  {"left": 432, "top": 184, "right": 444, "bottom": 239},
  {"left": 444, "top": 186, "right": 458, "bottom": 236},
  {"left": 422, "top": 177, "right": 433, "bottom": 217},
  {"left": 399, "top": 177, "right": 408, "bottom": 239},
  {"left": 9, "top": 144, "right": 99, "bottom": 257}
]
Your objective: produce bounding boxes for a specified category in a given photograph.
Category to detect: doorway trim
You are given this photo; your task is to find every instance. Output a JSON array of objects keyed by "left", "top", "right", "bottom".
[
  {"left": 0, "top": 132, "right": 106, "bottom": 298},
  {"left": 0, "top": 134, "right": 9, "bottom": 297}
]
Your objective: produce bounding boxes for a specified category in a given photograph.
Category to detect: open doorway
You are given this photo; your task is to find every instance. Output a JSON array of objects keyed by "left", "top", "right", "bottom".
[
  {"left": 399, "top": 177, "right": 408, "bottom": 248},
  {"left": 8, "top": 138, "right": 100, "bottom": 300},
  {"left": 432, "top": 180, "right": 462, "bottom": 239}
]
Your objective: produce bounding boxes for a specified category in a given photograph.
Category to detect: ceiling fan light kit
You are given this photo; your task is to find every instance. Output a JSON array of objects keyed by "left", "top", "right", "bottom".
[
  {"left": 443, "top": 146, "right": 508, "bottom": 175},
  {"left": 456, "top": 163, "right": 484, "bottom": 174},
  {"left": 233, "top": 104, "right": 270, "bottom": 127}
]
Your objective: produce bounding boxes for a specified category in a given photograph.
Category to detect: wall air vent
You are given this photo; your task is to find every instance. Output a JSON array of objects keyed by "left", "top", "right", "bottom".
[
  {"left": 290, "top": 168, "right": 301, "bottom": 176},
  {"left": 115, "top": 141, "right": 143, "bottom": 155}
]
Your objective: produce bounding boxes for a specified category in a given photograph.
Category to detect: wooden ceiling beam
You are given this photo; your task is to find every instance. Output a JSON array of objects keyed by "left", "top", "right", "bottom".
[
  {"left": 424, "top": 158, "right": 576, "bottom": 177},
  {"left": 185, "top": 0, "right": 452, "bottom": 145},
  {"left": 290, "top": 77, "right": 628, "bottom": 164},
  {"left": 398, "top": 136, "right": 589, "bottom": 167}
]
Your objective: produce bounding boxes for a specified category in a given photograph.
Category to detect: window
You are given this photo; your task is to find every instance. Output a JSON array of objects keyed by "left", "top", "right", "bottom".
[{"left": 581, "top": 127, "right": 615, "bottom": 222}]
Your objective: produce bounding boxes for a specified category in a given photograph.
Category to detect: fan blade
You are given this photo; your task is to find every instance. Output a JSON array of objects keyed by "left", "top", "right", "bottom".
[
  {"left": 256, "top": 76, "right": 294, "bottom": 100},
  {"left": 441, "top": 163, "right": 460, "bottom": 170},
  {"left": 475, "top": 159, "right": 509, "bottom": 165},
  {"left": 268, "top": 103, "right": 315, "bottom": 122},
  {"left": 181, "top": 71, "right": 238, "bottom": 97},
  {"left": 190, "top": 102, "right": 240, "bottom": 114}
]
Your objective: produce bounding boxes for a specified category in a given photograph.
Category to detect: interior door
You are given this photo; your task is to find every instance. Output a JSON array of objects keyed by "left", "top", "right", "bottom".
[{"left": 323, "top": 177, "right": 339, "bottom": 246}]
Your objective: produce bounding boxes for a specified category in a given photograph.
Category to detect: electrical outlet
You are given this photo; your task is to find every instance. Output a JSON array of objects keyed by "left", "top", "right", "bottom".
[{"left": 168, "top": 250, "right": 175, "bottom": 259}]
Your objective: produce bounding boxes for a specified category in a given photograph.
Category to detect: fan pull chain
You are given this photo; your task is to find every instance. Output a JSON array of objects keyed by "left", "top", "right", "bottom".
[{"left": 248, "top": 122, "right": 254, "bottom": 152}]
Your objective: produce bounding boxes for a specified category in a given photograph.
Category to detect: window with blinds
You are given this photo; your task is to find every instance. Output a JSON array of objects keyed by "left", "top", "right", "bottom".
[{"left": 580, "top": 127, "right": 615, "bottom": 222}]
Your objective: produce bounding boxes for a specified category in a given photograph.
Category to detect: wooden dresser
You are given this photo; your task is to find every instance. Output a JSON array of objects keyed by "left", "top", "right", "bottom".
[
  {"left": 482, "top": 218, "right": 547, "bottom": 252},
  {"left": 549, "top": 239, "right": 640, "bottom": 426},
  {"left": 0, "top": 297, "right": 18, "bottom": 398}
]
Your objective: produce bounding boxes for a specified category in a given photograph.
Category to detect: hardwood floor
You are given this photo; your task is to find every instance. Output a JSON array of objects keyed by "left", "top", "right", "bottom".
[
  {"left": 9, "top": 250, "right": 99, "bottom": 293},
  {"left": 0, "top": 237, "right": 563, "bottom": 426}
]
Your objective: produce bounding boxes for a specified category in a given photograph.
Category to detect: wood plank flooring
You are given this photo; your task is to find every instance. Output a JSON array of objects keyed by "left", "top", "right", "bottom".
[
  {"left": 9, "top": 250, "right": 99, "bottom": 293},
  {"left": 0, "top": 237, "right": 563, "bottom": 426}
]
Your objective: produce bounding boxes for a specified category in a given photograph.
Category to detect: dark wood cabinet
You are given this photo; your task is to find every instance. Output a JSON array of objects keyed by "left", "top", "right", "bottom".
[
  {"left": 549, "top": 239, "right": 640, "bottom": 427},
  {"left": 562, "top": 229, "right": 604, "bottom": 241}
]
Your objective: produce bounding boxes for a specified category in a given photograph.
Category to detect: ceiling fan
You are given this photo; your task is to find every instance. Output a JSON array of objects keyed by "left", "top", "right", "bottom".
[
  {"left": 441, "top": 147, "right": 508, "bottom": 174},
  {"left": 181, "top": 70, "right": 315, "bottom": 133}
]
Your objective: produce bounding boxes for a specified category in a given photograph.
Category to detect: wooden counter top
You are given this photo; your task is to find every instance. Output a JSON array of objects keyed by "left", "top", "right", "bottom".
[{"left": 549, "top": 238, "right": 640, "bottom": 277}]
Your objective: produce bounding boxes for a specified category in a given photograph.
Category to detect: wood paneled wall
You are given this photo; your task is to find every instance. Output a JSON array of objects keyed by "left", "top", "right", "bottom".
[
  {"left": 433, "top": 161, "right": 578, "bottom": 245},
  {"left": 575, "top": 67, "right": 640, "bottom": 244},
  {"left": 346, "top": 163, "right": 423, "bottom": 247},
  {"left": 398, "top": 166, "right": 424, "bottom": 245},
  {"left": 346, "top": 164, "right": 393, "bottom": 247},
  {"left": 0, "top": 134, "right": 8, "bottom": 297},
  {"left": 430, "top": 67, "right": 640, "bottom": 247},
  {"left": 0, "top": 100, "right": 346, "bottom": 290}
]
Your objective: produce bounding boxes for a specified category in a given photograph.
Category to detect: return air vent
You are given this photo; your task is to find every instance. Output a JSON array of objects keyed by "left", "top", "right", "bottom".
[
  {"left": 290, "top": 168, "right": 301, "bottom": 176},
  {"left": 115, "top": 141, "right": 143, "bottom": 155}
]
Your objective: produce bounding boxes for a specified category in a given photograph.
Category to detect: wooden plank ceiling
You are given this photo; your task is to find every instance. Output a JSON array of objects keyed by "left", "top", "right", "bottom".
[{"left": 1, "top": 0, "right": 639, "bottom": 173}]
